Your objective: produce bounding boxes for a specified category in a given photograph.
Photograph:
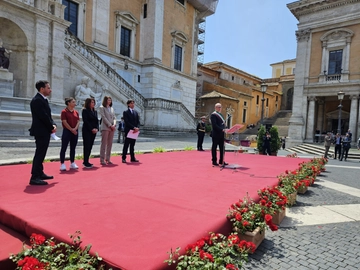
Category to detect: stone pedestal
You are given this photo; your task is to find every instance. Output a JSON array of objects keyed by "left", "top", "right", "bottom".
[{"left": 0, "top": 68, "right": 14, "bottom": 97}]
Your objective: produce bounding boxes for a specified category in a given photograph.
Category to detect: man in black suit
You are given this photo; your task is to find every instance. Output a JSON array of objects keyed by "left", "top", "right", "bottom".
[
  {"left": 29, "top": 80, "right": 57, "bottom": 185},
  {"left": 210, "top": 103, "right": 227, "bottom": 166},
  {"left": 122, "top": 99, "right": 140, "bottom": 163}
]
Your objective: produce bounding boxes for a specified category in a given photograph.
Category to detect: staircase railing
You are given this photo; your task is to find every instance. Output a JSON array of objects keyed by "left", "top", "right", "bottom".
[
  {"left": 146, "top": 98, "right": 196, "bottom": 126},
  {"left": 64, "top": 30, "right": 146, "bottom": 110}
]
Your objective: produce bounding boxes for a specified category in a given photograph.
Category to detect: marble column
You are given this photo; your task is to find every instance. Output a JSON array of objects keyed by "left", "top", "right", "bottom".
[
  {"left": 306, "top": 96, "right": 316, "bottom": 142},
  {"left": 348, "top": 95, "right": 358, "bottom": 141}
]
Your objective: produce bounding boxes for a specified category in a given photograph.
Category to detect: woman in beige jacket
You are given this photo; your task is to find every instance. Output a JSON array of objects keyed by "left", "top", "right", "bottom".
[{"left": 99, "top": 96, "right": 116, "bottom": 165}]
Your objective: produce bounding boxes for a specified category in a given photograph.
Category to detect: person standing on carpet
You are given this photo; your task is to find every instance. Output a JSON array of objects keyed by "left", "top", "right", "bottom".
[
  {"left": 122, "top": 99, "right": 140, "bottom": 163},
  {"left": 59, "top": 97, "right": 80, "bottom": 171},
  {"left": 210, "top": 103, "right": 227, "bottom": 166},
  {"left": 196, "top": 116, "right": 206, "bottom": 151},
  {"left": 99, "top": 96, "right": 116, "bottom": 165},
  {"left": 29, "top": 80, "right": 57, "bottom": 185},
  {"left": 82, "top": 98, "right": 99, "bottom": 168}
]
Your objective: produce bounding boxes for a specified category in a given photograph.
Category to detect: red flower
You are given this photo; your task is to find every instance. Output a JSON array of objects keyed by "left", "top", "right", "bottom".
[
  {"left": 264, "top": 214, "right": 273, "bottom": 222},
  {"left": 30, "top": 233, "right": 46, "bottom": 246},
  {"left": 228, "top": 234, "right": 240, "bottom": 245},
  {"left": 235, "top": 213, "right": 242, "bottom": 221},
  {"left": 242, "top": 221, "right": 249, "bottom": 227},
  {"left": 226, "top": 264, "right": 238, "bottom": 270},
  {"left": 199, "top": 250, "right": 214, "bottom": 262}
]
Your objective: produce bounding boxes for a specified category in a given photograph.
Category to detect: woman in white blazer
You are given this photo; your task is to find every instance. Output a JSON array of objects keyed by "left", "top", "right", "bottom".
[{"left": 99, "top": 96, "right": 116, "bottom": 165}]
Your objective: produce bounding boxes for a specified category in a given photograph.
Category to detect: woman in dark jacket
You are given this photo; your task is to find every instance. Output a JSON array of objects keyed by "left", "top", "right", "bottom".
[{"left": 82, "top": 98, "right": 99, "bottom": 168}]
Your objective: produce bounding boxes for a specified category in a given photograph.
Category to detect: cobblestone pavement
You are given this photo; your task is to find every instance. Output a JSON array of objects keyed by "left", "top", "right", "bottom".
[
  {"left": 244, "top": 158, "right": 360, "bottom": 270},
  {"left": 1, "top": 136, "right": 360, "bottom": 269}
]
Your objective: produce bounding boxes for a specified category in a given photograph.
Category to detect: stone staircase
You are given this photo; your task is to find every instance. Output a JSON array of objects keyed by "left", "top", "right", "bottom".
[
  {"left": 238, "top": 110, "right": 292, "bottom": 140},
  {"left": 287, "top": 143, "right": 360, "bottom": 160}
]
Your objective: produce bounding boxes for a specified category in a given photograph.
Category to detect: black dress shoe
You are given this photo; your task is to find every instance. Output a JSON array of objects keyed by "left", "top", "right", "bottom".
[
  {"left": 122, "top": 159, "right": 127, "bottom": 163},
  {"left": 131, "top": 159, "right": 139, "bottom": 162},
  {"left": 40, "top": 174, "right": 54, "bottom": 180},
  {"left": 212, "top": 163, "right": 219, "bottom": 166},
  {"left": 29, "top": 178, "right": 48, "bottom": 185},
  {"left": 221, "top": 162, "right": 229, "bottom": 166}
]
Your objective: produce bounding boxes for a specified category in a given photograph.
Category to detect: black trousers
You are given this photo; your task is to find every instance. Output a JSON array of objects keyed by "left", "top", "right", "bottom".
[
  {"left": 334, "top": 144, "right": 341, "bottom": 159},
  {"left": 82, "top": 129, "right": 96, "bottom": 165},
  {"left": 211, "top": 136, "right": 224, "bottom": 164},
  {"left": 122, "top": 137, "right": 137, "bottom": 160},
  {"left": 197, "top": 132, "right": 205, "bottom": 150},
  {"left": 31, "top": 135, "right": 50, "bottom": 178}
]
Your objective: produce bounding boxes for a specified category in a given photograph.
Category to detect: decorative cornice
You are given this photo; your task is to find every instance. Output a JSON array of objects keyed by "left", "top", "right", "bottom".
[{"left": 288, "top": 0, "right": 360, "bottom": 20}]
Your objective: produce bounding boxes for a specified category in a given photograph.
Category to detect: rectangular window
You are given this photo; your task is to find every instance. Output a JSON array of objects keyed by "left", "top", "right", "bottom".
[
  {"left": 328, "top": 50, "right": 343, "bottom": 74},
  {"left": 242, "top": 109, "right": 246, "bottom": 123},
  {"left": 177, "top": 0, "right": 185, "bottom": 5},
  {"left": 276, "top": 96, "right": 278, "bottom": 101},
  {"left": 143, "top": 4, "right": 147, "bottom": 19},
  {"left": 62, "top": 0, "right": 78, "bottom": 36},
  {"left": 174, "top": 45, "right": 182, "bottom": 71},
  {"left": 232, "top": 76, "right": 234, "bottom": 81},
  {"left": 120, "top": 26, "right": 131, "bottom": 57},
  {"left": 244, "top": 101, "right": 247, "bottom": 106},
  {"left": 266, "top": 98, "right": 269, "bottom": 107},
  {"left": 256, "top": 95, "right": 259, "bottom": 105}
]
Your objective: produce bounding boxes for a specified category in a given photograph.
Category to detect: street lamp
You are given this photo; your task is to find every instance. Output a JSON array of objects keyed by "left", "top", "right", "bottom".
[
  {"left": 260, "top": 82, "right": 267, "bottom": 125},
  {"left": 337, "top": 91, "right": 345, "bottom": 134}
]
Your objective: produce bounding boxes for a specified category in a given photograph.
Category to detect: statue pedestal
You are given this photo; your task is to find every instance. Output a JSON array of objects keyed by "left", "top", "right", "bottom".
[{"left": 0, "top": 68, "right": 14, "bottom": 97}]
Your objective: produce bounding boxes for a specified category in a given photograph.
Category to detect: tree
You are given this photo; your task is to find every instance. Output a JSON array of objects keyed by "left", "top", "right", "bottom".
[
  {"left": 269, "top": 126, "right": 281, "bottom": 153},
  {"left": 257, "top": 125, "right": 266, "bottom": 153}
]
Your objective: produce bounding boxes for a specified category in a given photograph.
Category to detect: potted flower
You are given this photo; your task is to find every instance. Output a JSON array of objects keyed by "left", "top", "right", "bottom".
[
  {"left": 296, "top": 179, "right": 311, "bottom": 194},
  {"left": 278, "top": 171, "right": 299, "bottom": 207},
  {"left": 269, "top": 126, "right": 281, "bottom": 155},
  {"left": 10, "top": 231, "right": 106, "bottom": 270},
  {"left": 258, "top": 186, "right": 287, "bottom": 225},
  {"left": 256, "top": 125, "right": 266, "bottom": 154},
  {"left": 165, "top": 232, "right": 256, "bottom": 269},
  {"left": 227, "top": 195, "right": 278, "bottom": 250}
]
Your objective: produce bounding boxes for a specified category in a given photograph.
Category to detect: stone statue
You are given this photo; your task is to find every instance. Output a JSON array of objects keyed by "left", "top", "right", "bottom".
[
  {"left": 75, "top": 76, "right": 103, "bottom": 107},
  {"left": 0, "top": 38, "right": 12, "bottom": 69}
]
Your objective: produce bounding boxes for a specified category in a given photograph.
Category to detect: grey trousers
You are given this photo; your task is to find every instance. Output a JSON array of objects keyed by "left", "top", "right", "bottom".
[{"left": 100, "top": 129, "right": 115, "bottom": 162}]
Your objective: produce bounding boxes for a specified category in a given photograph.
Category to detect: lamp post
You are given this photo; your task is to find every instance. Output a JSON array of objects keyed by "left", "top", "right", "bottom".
[
  {"left": 337, "top": 91, "right": 345, "bottom": 134},
  {"left": 260, "top": 82, "right": 267, "bottom": 126}
]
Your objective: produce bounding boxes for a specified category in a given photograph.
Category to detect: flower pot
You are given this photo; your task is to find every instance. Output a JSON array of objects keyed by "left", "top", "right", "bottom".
[
  {"left": 297, "top": 185, "right": 308, "bottom": 194},
  {"left": 272, "top": 208, "right": 286, "bottom": 225},
  {"left": 238, "top": 227, "right": 265, "bottom": 252},
  {"left": 286, "top": 192, "right": 297, "bottom": 207}
]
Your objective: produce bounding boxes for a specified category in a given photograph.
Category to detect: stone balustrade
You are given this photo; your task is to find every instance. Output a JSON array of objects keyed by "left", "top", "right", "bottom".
[{"left": 64, "top": 30, "right": 146, "bottom": 110}]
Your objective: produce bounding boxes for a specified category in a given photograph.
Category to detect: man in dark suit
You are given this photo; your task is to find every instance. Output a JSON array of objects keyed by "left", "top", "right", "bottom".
[
  {"left": 122, "top": 99, "right": 140, "bottom": 163},
  {"left": 29, "top": 80, "right": 57, "bottom": 185},
  {"left": 210, "top": 103, "right": 227, "bottom": 166}
]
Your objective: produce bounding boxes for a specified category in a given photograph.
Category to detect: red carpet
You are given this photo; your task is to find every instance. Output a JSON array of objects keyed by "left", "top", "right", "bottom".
[{"left": 0, "top": 151, "right": 307, "bottom": 269}]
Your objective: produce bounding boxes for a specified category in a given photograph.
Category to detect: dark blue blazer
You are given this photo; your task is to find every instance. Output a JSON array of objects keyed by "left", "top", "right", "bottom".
[
  {"left": 123, "top": 108, "right": 140, "bottom": 135},
  {"left": 210, "top": 112, "right": 225, "bottom": 139},
  {"left": 29, "top": 93, "right": 56, "bottom": 136}
]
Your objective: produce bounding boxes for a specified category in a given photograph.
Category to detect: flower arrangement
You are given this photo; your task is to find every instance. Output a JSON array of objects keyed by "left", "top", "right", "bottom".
[
  {"left": 286, "top": 153, "right": 298, "bottom": 158},
  {"left": 258, "top": 186, "right": 287, "bottom": 214},
  {"left": 165, "top": 232, "right": 256, "bottom": 270},
  {"left": 296, "top": 179, "right": 311, "bottom": 194},
  {"left": 10, "top": 231, "right": 107, "bottom": 270},
  {"left": 227, "top": 195, "right": 278, "bottom": 234}
]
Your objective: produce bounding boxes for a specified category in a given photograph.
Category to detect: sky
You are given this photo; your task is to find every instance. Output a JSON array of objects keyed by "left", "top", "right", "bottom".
[{"left": 203, "top": 0, "right": 299, "bottom": 79}]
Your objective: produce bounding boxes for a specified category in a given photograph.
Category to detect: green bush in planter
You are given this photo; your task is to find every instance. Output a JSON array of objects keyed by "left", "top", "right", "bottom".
[
  {"left": 269, "top": 126, "right": 281, "bottom": 153},
  {"left": 257, "top": 125, "right": 266, "bottom": 153}
]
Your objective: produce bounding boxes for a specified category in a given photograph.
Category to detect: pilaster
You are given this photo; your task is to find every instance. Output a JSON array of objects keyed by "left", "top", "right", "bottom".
[
  {"left": 287, "top": 28, "right": 311, "bottom": 148},
  {"left": 305, "top": 96, "right": 316, "bottom": 142},
  {"left": 349, "top": 95, "right": 358, "bottom": 142}
]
